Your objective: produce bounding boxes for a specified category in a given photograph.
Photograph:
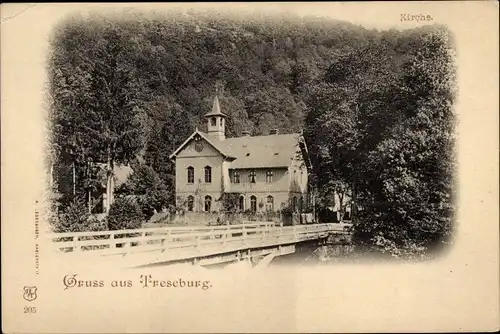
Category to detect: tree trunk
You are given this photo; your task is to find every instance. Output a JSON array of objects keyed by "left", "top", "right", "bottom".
[
  {"left": 49, "top": 163, "right": 54, "bottom": 189},
  {"left": 109, "top": 170, "right": 114, "bottom": 210},
  {"left": 339, "top": 192, "right": 345, "bottom": 221},
  {"left": 351, "top": 182, "right": 357, "bottom": 222},
  {"left": 312, "top": 186, "right": 317, "bottom": 223},
  {"left": 72, "top": 161, "right": 76, "bottom": 196},
  {"left": 352, "top": 102, "right": 360, "bottom": 222},
  {"left": 87, "top": 161, "right": 92, "bottom": 214},
  {"left": 105, "top": 144, "right": 115, "bottom": 214},
  {"left": 88, "top": 189, "right": 92, "bottom": 214}
]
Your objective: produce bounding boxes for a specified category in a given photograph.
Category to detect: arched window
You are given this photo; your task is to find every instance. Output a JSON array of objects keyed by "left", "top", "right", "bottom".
[
  {"left": 266, "top": 170, "right": 273, "bottom": 183},
  {"left": 292, "top": 196, "right": 297, "bottom": 212},
  {"left": 187, "top": 195, "right": 194, "bottom": 211},
  {"left": 211, "top": 117, "right": 216, "bottom": 126},
  {"left": 300, "top": 197, "right": 304, "bottom": 213},
  {"left": 204, "top": 166, "right": 212, "bottom": 183},
  {"left": 239, "top": 196, "right": 244, "bottom": 211},
  {"left": 187, "top": 166, "right": 194, "bottom": 184},
  {"left": 204, "top": 195, "right": 212, "bottom": 212},
  {"left": 266, "top": 195, "right": 274, "bottom": 212},
  {"left": 250, "top": 196, "right": 257, "bottom": 212}
]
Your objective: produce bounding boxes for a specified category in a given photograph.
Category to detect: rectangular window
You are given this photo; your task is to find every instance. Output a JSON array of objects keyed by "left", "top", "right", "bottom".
[
  {"left": 266, "top": 170, "right": 273, "bottom": 183},
  {"left": 249, "top": 170, "right": 256, "bottom": 183},
  {"left": 233, "top": 171, "right": 240, "bottom": 184}
]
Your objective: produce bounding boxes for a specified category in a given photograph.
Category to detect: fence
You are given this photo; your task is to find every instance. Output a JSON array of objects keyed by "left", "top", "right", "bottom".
[
  {"left": 48, "top": 222, "right": 352, "bottom": 261},
  {"left": 150, "top": 211, "right": 316, "bottom": 227},
  {"left": 153, "top": 211, "right": 284, "bottom": 226}
]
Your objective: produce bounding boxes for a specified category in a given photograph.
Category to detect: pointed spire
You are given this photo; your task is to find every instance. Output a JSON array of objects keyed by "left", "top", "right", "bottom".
[
  {"left": 212, "top": 95, "right": 221, "bottom": 114},
  {"left": 204, "top": 94, "right": 226, "bottom": 118}
]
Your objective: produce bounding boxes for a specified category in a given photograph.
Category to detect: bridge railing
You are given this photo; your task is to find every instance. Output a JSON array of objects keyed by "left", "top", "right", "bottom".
[{"left": 48, "top": 222, "right": 352, "bottom": 257}]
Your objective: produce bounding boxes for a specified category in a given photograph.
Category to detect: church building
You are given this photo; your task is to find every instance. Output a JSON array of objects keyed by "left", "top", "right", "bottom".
[{"left": 169, "top": 95, "right": 311, "bottom": 214}]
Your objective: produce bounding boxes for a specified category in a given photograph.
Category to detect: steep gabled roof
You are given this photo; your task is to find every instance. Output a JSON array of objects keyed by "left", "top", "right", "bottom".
[
  {"left": 170, "top": 130, "right": 310, "bottom": 169},
  {"left": 169, "top": 129, "right": 235, "bottom": 160},
  {"left": 223, "top": 133, "right": 303, "bottom": 169}
]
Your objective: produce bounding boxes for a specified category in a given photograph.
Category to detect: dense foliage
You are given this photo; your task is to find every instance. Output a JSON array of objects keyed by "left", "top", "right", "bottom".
[
  {"left": 53, "top": 196, "right": 107, "bottom": 233},
  {"left": 48, "top": 10, "right": 456, "bottom": 257},
  {"left": 107, "top": 197, "right": 144, "bottom": 231},
  {"left": 219, "top": 193, "right": 242, "bottom": 213},
  {"left": 116, "top": 164, "right": 171, "bottom": 219},
  {"left": 304, "top": 25, "right": 456, "bottom": 258},
  {"left": 48, "top": 11, "right": 374, "bottom": 200}
]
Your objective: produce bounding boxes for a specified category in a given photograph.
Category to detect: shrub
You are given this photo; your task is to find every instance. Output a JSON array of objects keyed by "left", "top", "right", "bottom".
[
  {"left": 53, "top": 196, "right": 94, "bottom": 233},
  {"left": 146, "top": 189, "right": 171, "bottom": 212},
  {"left": 219, "top": 192, "right": 241, "bottom": 212},
  {"left": 117, "top": 164, "right": 173, "bottom": 219},
  {"left": 86, "top": 216, "right": 108, "bottom": 232},
  {"left": 280, "top": 205, "right": 293, "bottom": 216},
  {"left": 107, "top": 197, "right": 144, "bottom": 230}
]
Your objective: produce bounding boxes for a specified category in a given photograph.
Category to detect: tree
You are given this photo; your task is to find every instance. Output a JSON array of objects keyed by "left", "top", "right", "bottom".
[
  {"left": 144, "top": 100, "right": 194, "bottom": 191},
  {"left": 50, "top": 13, "right": 374, "bottom": 216},
  {"left": 49, "top": 13, "right": 456, "bottom": 253},
  {"left": 116, "top": 164, "right": 172, "bottom": 220},
  {"left": 107, "top": 197, "right": 144, "bottom": 231},
  {"left": 52, "top": 196, "right": 107, "bottom": 233},
  {"left": 304, "top": 25, "right": 456, "bottom": 258},
  {"left": 355, "top": 26, "right": 456, "bottom": 257},
  {"left": 49, "top": 20, "right": 148, "bottom": 213}
]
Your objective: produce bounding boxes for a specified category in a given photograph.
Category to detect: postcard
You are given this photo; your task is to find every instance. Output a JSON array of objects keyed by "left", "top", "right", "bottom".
[{"left": 1, "top": 2, "right": 499, "bottom": 333}]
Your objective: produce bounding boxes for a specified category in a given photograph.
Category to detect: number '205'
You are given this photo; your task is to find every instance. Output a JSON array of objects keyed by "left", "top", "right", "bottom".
[{"left": 24, "top": 306, "right": 36, "bottom": 314}]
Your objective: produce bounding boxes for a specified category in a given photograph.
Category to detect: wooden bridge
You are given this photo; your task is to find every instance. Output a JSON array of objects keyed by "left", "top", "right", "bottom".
[{"left": 48, "top": 222, "right": 352, "bottom": 268}]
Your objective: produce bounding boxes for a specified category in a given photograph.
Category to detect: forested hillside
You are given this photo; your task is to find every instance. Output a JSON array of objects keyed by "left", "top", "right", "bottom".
[{"left": 48, "top": 10, "right": 456, "bottom": 258}]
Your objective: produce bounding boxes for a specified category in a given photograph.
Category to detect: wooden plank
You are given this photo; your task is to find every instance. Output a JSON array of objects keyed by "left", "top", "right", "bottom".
[
  {"left": 49, "top": 222, "right": 279, "bottom": 241},
  {"left": 50, "top": 223, "right": 351, "bottom": 260}
]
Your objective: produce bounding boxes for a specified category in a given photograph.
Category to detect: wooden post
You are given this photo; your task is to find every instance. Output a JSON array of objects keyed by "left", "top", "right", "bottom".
[
  {"left": 73, "top": 236, "right": 80, "bottom": 252},
  {"left": 165, "top": 230, "right": 170, "bottom": 248},
  {"left": 242, "top": 225, "right": 247, "bottom": 246},
  {"left": 224, "top": 227, "right": 230, "bottom": 247}
]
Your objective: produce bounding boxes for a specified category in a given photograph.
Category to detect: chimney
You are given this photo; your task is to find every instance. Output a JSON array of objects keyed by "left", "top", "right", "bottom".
[
  {"left": 270, "top": 128, "right": 279, "bottom": 135},
  {"left": 241, "top": 130, "right": 251, "bottom": 137}
]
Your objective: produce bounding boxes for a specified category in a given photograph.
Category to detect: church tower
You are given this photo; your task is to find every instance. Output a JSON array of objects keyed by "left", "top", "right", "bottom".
[{"left": 205, "top": 94, "right": 227, "bottom": 141}]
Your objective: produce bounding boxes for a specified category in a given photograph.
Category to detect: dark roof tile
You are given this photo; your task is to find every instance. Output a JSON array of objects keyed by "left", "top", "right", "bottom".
[{"left": 223, "top": 133, "right": 301, "bottom": 169}]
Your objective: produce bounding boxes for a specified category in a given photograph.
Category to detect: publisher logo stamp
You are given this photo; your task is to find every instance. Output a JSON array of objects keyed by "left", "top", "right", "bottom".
[{"left": 23, "top": 286, "right": 37, "bottom": 302}]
